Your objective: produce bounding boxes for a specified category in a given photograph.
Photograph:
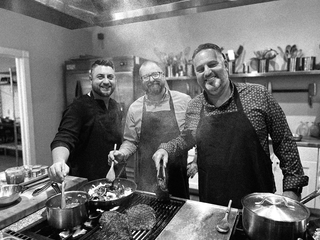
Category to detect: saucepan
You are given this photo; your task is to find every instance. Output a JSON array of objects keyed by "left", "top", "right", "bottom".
[
  {"left": 45, "top": 190, "right": 89, "bottom": 230},
  {"left": 242, "top": 190, "right": 320, "bottom": 240},
  {"left": 78, "top": 178, "right": 137, "bottom": 210}
]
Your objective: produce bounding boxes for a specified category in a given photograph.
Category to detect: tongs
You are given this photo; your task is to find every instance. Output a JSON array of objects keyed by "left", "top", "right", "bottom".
[
  {"left": 32, "top": 181, "right": 61, "bottom": 196},
  {"left": 155, "top": 160, "right": 170, "bottom": 202}
]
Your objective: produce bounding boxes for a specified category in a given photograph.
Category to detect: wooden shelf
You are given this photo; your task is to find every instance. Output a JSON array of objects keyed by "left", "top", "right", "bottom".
[
  {"left": 230, "top": 70, "right": 320, "bottom": 78},
  {"left": 166, "top": 76, "right": 196, "bottom": 81},
  {"left": 167, "top": 70, "right": 320, "bottom": 80}
]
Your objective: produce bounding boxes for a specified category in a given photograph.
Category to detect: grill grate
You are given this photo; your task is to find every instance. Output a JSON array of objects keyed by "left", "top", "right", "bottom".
[{"left": 9, "top": 192, "right": 185, "bottom": 240}]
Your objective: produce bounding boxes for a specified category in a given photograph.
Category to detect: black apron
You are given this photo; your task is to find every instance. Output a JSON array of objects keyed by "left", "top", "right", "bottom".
[
  {"left": 196, "top": 87, "right": 274, "bottom": 208},
  {"left": 69, "top": 97, "right": 123, "bottom": 181},
  {"left": 137, "top": 92, "right": 189, "bottom": 198}
]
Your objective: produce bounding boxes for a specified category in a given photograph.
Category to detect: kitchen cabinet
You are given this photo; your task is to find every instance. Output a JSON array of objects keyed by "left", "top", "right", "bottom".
[{"left": 271, "top": 145, "right": 318, "bottom": 208}]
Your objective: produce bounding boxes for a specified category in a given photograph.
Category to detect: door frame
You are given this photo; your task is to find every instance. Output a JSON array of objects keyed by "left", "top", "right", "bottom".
[{"left": 0, "top": 46, "right": 36, "bottom": 165}]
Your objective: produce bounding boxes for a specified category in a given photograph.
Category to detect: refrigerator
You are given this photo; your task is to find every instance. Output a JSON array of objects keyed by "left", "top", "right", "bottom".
[{"left": 64, "top": 55, "right": 150, "bottom": 181}]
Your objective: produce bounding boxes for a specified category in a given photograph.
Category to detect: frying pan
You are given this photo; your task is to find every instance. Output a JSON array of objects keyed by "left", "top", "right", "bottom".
[{"left": 78, "top": 178, "right": 137, "bottom": 210}]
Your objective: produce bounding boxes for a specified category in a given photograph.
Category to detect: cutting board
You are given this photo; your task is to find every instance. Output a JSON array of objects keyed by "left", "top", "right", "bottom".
[
  {"left": 0, "top": 175, "right": 87, "bottom": 229},
  {"left": 157, "top": 200, "right": 238, "bottom": 240}
]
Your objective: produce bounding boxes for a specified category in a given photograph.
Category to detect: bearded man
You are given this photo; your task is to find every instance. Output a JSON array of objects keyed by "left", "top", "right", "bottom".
[
  {"left": 49, "top": 59, "right": 123, "bottom": 182},
  {"left": 108, "top": 61, "right": 197, "bottom": 199}
]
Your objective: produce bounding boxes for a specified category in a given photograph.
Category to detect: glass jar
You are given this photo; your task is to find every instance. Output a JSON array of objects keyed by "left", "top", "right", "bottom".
[{"left": 5, "top": 166, "right": 25, "bottom": 184}]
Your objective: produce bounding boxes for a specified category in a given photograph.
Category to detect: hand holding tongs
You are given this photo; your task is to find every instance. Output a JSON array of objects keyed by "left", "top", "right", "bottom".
[{"left": 155, "top": 159, "right": 170, "bottom": 202}]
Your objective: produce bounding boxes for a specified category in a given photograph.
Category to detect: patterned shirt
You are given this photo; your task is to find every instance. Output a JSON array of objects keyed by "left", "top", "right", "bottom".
[{"left": 160, "top": 81, "right": 309, "bottom": 191}]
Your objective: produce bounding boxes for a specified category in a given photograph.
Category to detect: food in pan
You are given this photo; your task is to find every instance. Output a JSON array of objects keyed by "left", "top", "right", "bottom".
[
  {"left": 125, "top": 204, "right": 156, "bottom": 230},
  {"left": 88, "top": 182, "right": 133, "bottom": 201}
]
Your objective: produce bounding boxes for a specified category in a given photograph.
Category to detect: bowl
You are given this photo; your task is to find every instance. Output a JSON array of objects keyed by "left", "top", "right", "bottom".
[
  {"left": 292, "top": 134, "right": 303, "bottom": 141},
  {"left": 0, "top": 184, "right": 24, "bottom": 207}
]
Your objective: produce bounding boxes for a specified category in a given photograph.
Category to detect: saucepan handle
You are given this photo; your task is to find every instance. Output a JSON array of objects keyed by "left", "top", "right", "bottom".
[
  {"left": 51, "top": 182, "right": 61, "bottom": 194},
  {"left": 300, "top": 189, "right": 320, "bottom": 204}
]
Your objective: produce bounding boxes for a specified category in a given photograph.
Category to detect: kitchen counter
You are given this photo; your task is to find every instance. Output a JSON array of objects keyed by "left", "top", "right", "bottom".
[
  {"left": 157, "top": 200, "right": 238, "bottom": 240},
  {"left": 0, "top": 175, "right": 87, "bottom": 230},
  {"left": 294, "top": 136, "right": 320, "bottom": 148}
]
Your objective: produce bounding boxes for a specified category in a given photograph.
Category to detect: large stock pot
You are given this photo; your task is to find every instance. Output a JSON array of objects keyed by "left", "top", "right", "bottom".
[{"left": 241, "top": 192, "right": 310, "bottom": 240}]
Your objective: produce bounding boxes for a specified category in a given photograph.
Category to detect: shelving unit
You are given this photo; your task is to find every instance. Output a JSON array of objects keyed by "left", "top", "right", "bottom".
[
  {"left": 166, "top": 76, "right": 200, "bottom": 98},
  {"left": 166, "top": 70, "right": 320, "bottom": 80},
  {"left": 229, "top": 70, "right": 320, "bottom": 78}
]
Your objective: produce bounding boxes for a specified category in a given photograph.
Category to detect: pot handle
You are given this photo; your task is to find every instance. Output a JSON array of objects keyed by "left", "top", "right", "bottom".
[
  {"left": 300, "top": 189, "right": 320, "bottom": 204},
  {"left": 255, "top": 196, "right": 295, "bottom": 210}
]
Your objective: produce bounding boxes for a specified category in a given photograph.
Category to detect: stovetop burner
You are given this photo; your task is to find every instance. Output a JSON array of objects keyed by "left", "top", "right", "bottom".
[{"left": 4, "top": 192, "right": 185, "bottom": 240}]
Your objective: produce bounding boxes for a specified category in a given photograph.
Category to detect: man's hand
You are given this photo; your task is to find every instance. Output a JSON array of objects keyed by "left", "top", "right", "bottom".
[
  {"left": 48, "top": 162, "right": 69, "bottom": 183},
  {"left": 152, "top": 149, "right": 168, "bottom": 170},
  {"left": 108, "top": 150, "right": 125, "bottom": 165},
  {"left": 187, "top": 162, "right": 198, "bottom": 178},
  {"left": 282, "top": 190, "right": 301, "bottom": 201}
]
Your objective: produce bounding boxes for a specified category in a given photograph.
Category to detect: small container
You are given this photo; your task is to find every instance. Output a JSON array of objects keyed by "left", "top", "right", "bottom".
[
  {"left": 187, "top": 61, "right": 194, "bottom": 76},
  {"left": 302, "top": 57, "right": 316, "bottom": 71},
  {"left": 287, "top": 57, "right": 297, "bottom": 72},
  {"left": 31, "top": 169, "right": 41, "bottom": 178},
  {"left": 259, "top": 59, "right": 267, "bottom": 73},
  {"left": 228, "top": 61, "right": 235, "bottom": 74},
  {"left": 40, "top": 166, "right": 48, "bottom": 175},
  {"left": 23, "top": 165, "right": 33, "bottom": 179},
  {"left": 5, "top": 166, "right": 25, "bottom": 184}
]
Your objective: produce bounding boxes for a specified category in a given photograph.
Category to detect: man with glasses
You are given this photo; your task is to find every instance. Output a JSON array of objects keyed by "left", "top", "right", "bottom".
[
  {"left": 108, "top": 61, "right": 197, "bottom": 199},
  {"left": 49, "top": 59, "right": 123, "bottom": 182},
  {"left": 152, "top": 43, "right": 308, "bottom": 209}
]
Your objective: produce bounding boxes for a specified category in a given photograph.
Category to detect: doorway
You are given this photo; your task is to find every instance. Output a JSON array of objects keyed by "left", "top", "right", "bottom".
[{"left": 0, "top": 47, "right": 36, "bottom": 171}]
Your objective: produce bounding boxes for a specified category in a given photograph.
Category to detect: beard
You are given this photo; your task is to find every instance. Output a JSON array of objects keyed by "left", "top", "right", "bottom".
[
  {"left": 146, "top": 82, "right": 164, "bottom": 96},
  {"left": 93, "top": 84, "right": 115, "bottom": 98}
]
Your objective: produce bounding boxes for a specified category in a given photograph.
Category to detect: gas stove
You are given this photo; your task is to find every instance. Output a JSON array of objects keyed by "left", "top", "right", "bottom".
[{"left": 3, "top": 192, "right": 185, "bottom": 240}]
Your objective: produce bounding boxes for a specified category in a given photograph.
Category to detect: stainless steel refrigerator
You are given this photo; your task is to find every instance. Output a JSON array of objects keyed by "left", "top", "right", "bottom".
[{"left": 64, "top": 55, "right": 149, "bottom": 181}]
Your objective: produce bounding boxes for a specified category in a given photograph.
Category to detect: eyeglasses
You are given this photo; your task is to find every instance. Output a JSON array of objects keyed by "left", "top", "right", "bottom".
[{"left": 141, "top": 72, "right": 163, "bottom": 81}]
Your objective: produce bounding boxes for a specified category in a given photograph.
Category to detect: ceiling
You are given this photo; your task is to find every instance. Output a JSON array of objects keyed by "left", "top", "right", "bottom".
[{"left": 0, "top": 0, "right": 277, "bottom": 29}]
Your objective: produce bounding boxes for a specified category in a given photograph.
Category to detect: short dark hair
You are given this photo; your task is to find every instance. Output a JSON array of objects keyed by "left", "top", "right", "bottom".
[
  {"left": 192, "top": 43, "right": 226, "bottom": 60},
  {"left": 90, "top": 59, "right": 114, "bottom": 74}
]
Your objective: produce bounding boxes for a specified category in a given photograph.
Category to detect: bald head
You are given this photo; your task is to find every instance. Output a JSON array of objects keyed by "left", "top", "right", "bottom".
[{"left": 139, "top": 61, "right": 163, "bottom": 77}]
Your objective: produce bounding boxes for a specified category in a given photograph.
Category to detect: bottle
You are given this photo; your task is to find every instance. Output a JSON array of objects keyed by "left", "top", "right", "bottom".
[{"left": 309, "top": 122, "right": 320, "bottom": 138}]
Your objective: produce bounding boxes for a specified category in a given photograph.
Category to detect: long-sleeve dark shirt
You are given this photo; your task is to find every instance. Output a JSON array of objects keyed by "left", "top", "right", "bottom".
[
  {"left": 51, "top": 92, "right": 123, "bottom": 181},
  {"left": 160, "top": 81, "right": 308, "bottom": 191}
]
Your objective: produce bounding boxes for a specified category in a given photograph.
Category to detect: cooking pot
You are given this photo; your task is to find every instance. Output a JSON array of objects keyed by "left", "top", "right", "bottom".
[
  {"left": 78, "top": 178, "right": 137, "bottom": 210},
  {"left": 241, "top": 192, "right": 319, "bottom": 240},
  {"left": 45, "top": 191, "right": 89, "bottom": 230}
]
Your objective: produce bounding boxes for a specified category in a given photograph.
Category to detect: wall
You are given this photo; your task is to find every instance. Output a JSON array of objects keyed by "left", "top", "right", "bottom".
[
  {"left": 91, "top": 0, "right": 320, "bottom": 133},
  {"left": 0, "top": 8, "right": 93, "bottom": 165}
]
